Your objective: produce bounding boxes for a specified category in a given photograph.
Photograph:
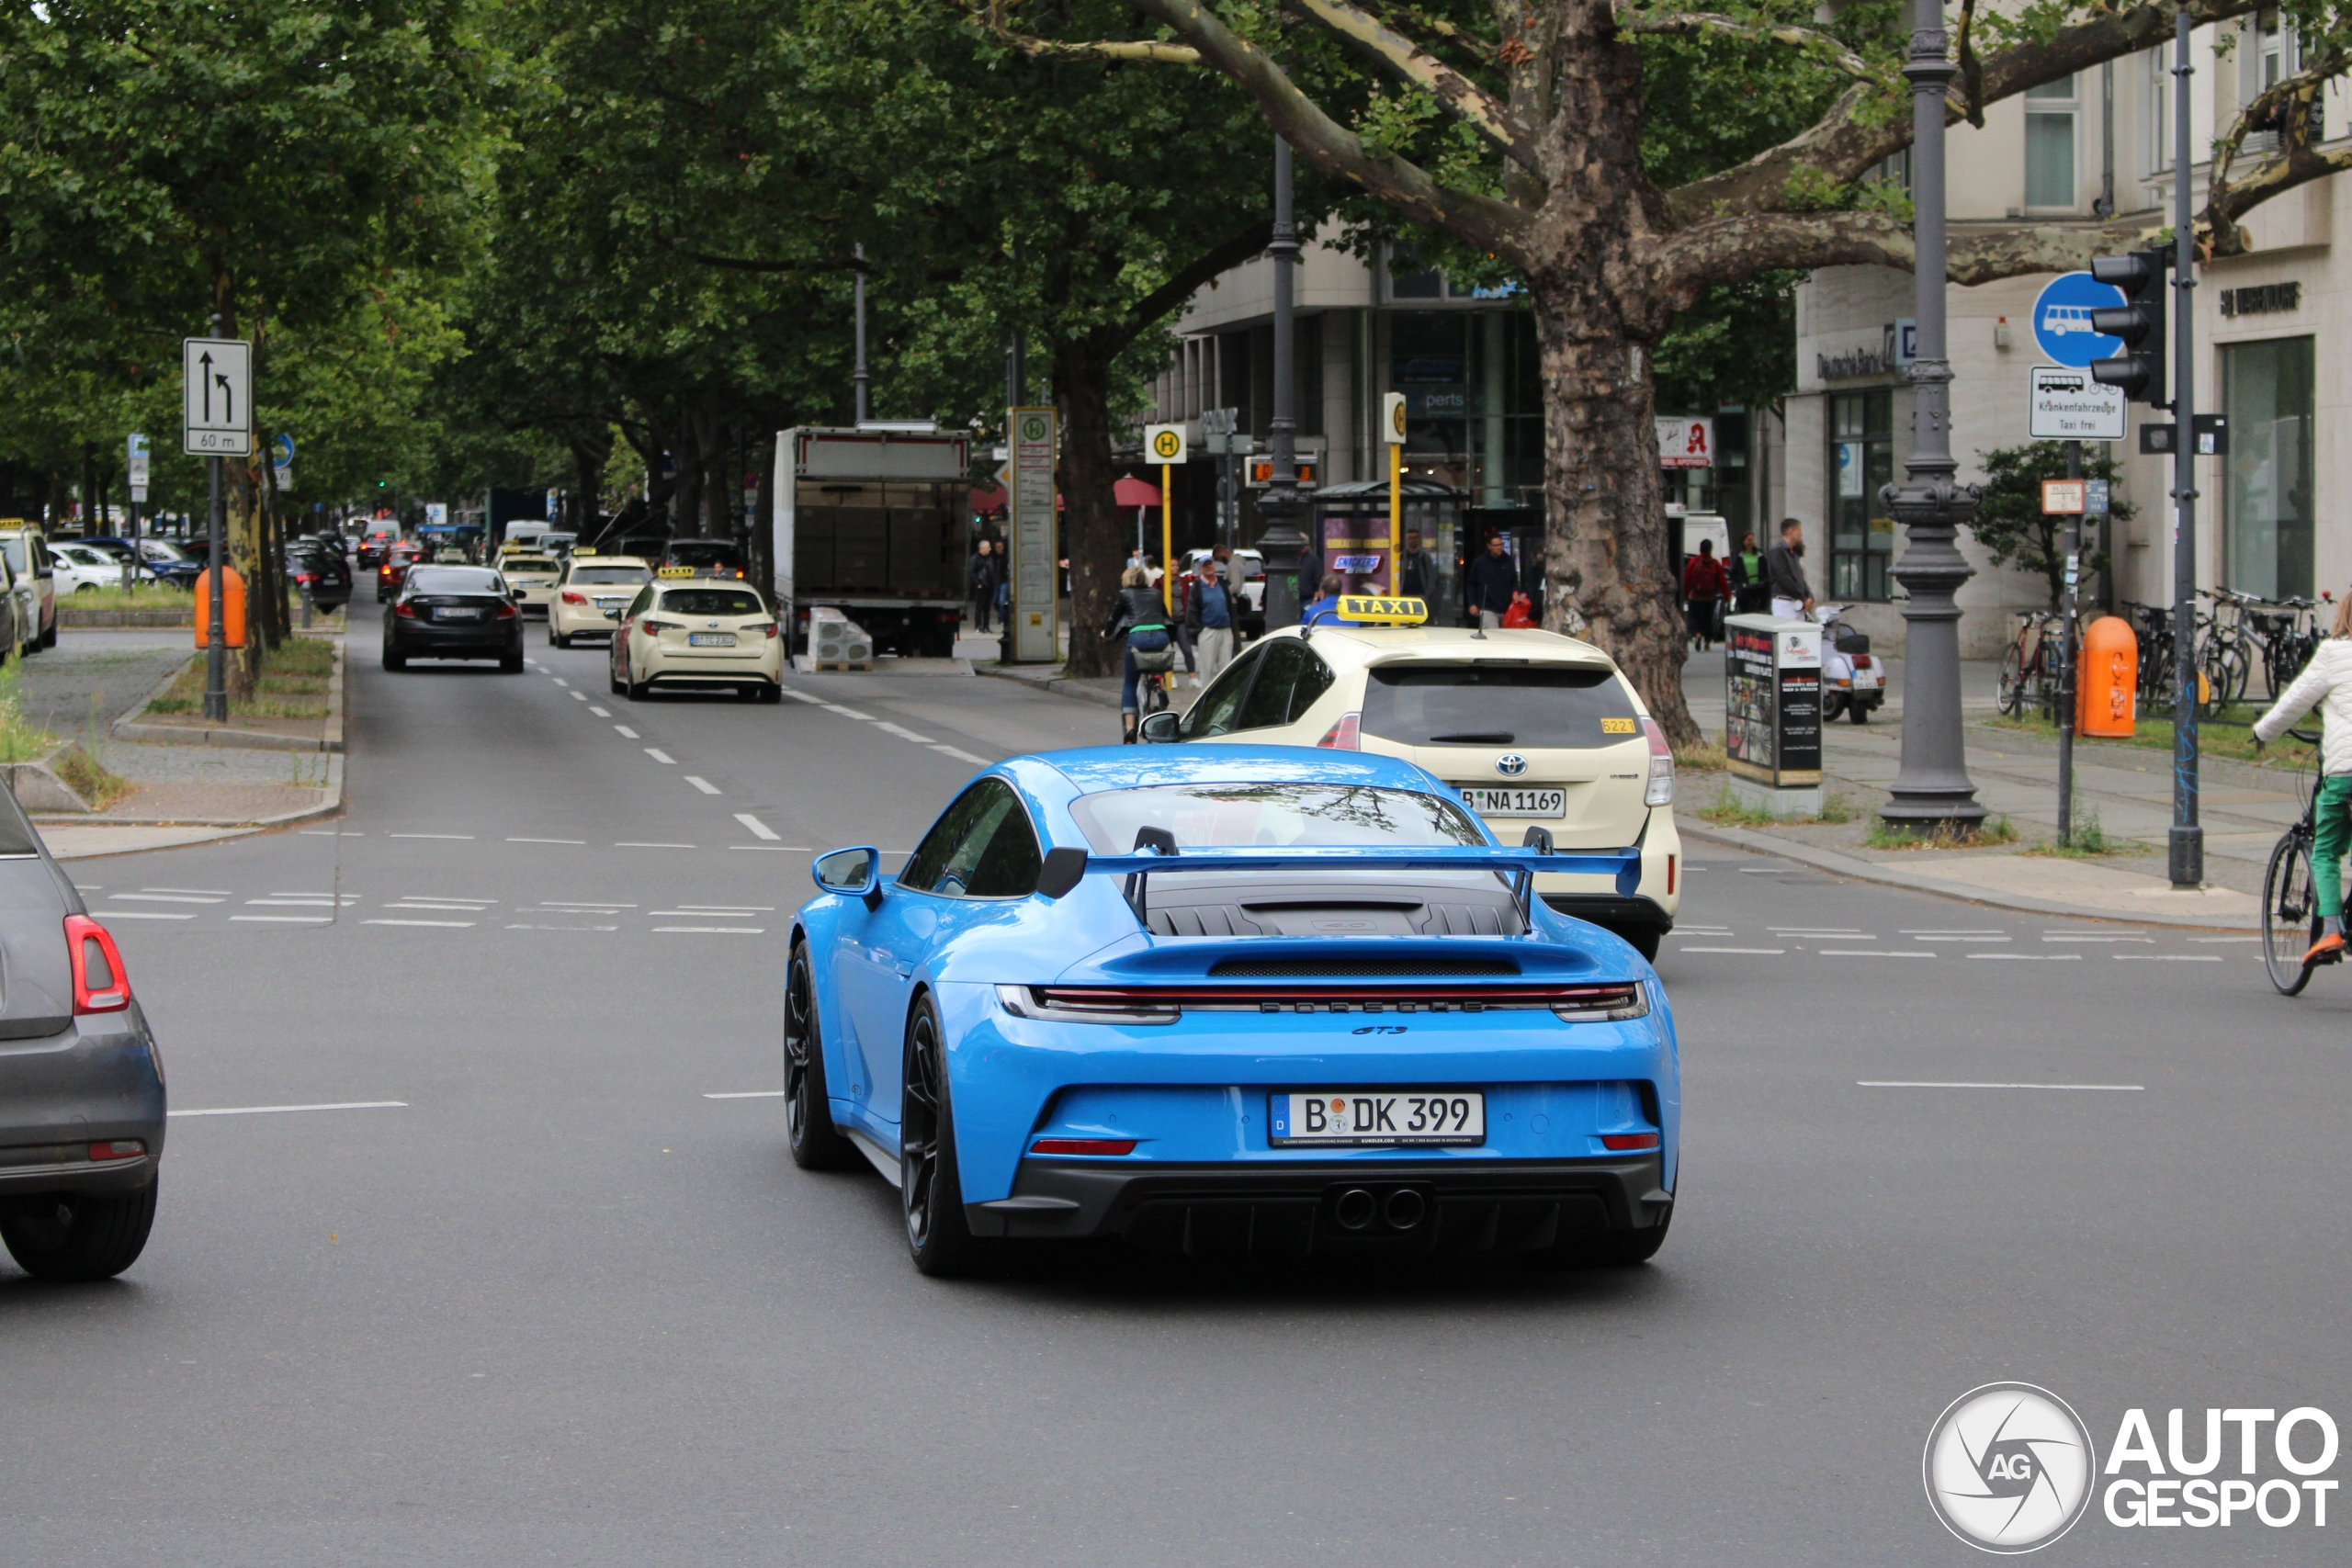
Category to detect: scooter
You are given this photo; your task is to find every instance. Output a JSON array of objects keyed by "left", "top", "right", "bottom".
[{"left": 1814, "top": 604, "right": 1885, "bottom": 724}]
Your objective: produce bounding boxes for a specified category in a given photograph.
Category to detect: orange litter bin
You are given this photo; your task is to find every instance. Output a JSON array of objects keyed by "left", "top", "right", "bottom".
[
  {"left": 2076, "top": 614, "right": 2136, "bottom": 736},
  {"left": 192, "top": 566, "right": 248, "bottom": 649}
]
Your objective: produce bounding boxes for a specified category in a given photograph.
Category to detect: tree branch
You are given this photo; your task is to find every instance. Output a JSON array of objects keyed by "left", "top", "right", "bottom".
[
  {"left": 967, "top": 0, "right": 1203, "bottom": 63},
  {"left": 1291, "top": 0, "right": 1540, "bottom": 169},
  {"left": 1114, "top": 220, "right": 1276, "bottom": 344},
  {"left": 1613, "top": 9, "right": 1872, "bottom": 79},
  {"left": 1657, "top": 209, "right": 2151, "bottom": 291},
  {"left": 1122, "top": 0, "right": 1531, "bottom": 253},
  {"left": 2206, "top": 44, "right": 2348, "bottom": 249}
]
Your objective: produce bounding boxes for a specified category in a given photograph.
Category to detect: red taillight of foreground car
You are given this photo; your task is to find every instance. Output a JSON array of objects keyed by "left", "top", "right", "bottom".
[
  {"left": 1030, "top": 1138, "right": 1137, "bottom": 1156},
  {"left": 1600, "top": 1133, "right": 1661, "bottom": 1152},
  {"left": 65, "top": 915, "right": 130, "bottom": 1013},
  {"left": 495, "top": 602, "right": 518, "bottom": 620},
  {"left": 88, "top": 1139, "right": 145, "bottom": 1161},
  {"left": 560, "top": 590, "right": 588, "bottom": 604},
  {"left": 748, "top": 621, "right": 780, "bottom": 639},
  {"left": 393, "top": 602, "right": 417, "bottom": 618},
  {"left": 1316, "top": 711, "right": 1361, "bottom": 750}
]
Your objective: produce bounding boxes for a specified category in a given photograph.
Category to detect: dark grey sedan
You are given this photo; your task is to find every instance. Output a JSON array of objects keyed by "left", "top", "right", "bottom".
[{"left": 0, "top": 786, "right": 164, "bottom": 1280}]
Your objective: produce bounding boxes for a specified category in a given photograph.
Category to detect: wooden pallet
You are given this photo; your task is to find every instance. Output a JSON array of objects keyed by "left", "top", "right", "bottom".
[{"left": 806, "top": 659, "right": 874, "bottom": 672}]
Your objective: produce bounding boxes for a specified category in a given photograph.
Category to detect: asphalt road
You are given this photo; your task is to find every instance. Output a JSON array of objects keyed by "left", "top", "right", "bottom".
[{"left": 8, "top": 600, "right": 2349, "bottom": 1566}]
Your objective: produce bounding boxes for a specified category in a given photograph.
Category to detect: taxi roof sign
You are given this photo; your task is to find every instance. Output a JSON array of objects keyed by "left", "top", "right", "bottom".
[{"left": 1337, "top": 595, "right": 1429, "bottom": 626}]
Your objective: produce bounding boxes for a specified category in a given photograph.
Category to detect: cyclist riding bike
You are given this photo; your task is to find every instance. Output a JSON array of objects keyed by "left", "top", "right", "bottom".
[
  {"left": 2254, "top": 591, "right": 2352, "bottom": 964},
  {"left": 1102, "top": 565, "right": 1175, "bottom": 744}
]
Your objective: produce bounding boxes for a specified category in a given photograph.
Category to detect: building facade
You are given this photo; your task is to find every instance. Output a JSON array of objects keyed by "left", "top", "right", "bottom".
[{"left": 1775, "top": 15, "right": 2350, "bottom": 658}]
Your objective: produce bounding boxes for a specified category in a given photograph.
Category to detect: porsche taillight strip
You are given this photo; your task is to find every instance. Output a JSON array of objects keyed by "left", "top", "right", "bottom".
[{"left": 1013, "top": 982, "right": 1648, "bottom": 1021}]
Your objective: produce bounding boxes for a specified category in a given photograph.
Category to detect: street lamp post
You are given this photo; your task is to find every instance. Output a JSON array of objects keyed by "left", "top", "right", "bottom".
[
  {"left": 1877, "top": 0, "right": 1986, "bottom": 831},
  {"left": 1255, "top": 136, "right": 1308, "bottom": 631},
  {"left": 2166, "top": 4, "right": 2203, "bottom": 888}
]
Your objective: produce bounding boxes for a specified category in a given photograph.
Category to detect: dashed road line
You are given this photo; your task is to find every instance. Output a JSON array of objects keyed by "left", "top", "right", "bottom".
[
  {"left": 590, "top": 705, "right": 611, "bottom": 716},
  {"left": 875, "top": 721, "right": 934, "bottom": 743},
  {"left": 1858, "top": 1081, "right": 2143, "bottom": 1092},
  {"left": 706, "top": 1090, "right": 784, "bottom": 1099},
  {"left": 145, "top": 886, "right": 232, "bottom": 897},
  {"left": 363, "top": 919, "right": 478, "bottom": 929},
  {"left": 654, "top": 926, "right": 765, "bottom": 934},
  {"left": 616, "top": 841, "right": 695, "bottom": 850},
  {"left": 684, "top": 775, "right": 719, "bottom": 795},
  {"left": 822, "top": 705, "right": 873, "bottom": 719},
  {"left": 2116, "top": 953, "right": 2224, "bottom": 962},
  {"left": 1676, "top": 946, "right": 1785, "bottom": 954},
  {"left": 932, "top": 745, "right": 989, "bottom": 763},
  {"left": 508, "top": 838, "right": 587, "bottom": 845},
  {"left": 733, "top": 813, "right": 780, "bottom": 840},
  {"left": 1822, "top": 950, "right": 1934, "bottom": 958},
  {"left": 231, "top": 915, "right": 332, "bottom": 924},
  {"left": 615, "top": 725, "right": 639, "bottom": 739},
  {"left": 1969, "top": 953, "right": 2082, "bottom": 961},
  {"left": 112, "top": 893, "right": 224, "bottom": 905},
  {"left": 645, "top": 748, "right": 677, "bottom": 764},
  {"left": 390, "top": 833, "right": 476, "bottom": 841},
  {"left": 99, "top": 911, "right": 196, "bottom": 920},
  {"left": 171, "top": 1100, "right": 409, "bottom": 1118}
]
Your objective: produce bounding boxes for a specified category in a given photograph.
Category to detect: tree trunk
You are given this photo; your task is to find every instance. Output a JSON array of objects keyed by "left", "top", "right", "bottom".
[
  {"left": 1055, "top": 335, "right": 1123, "bottom": 678},
  {"left": 566, "top": 423, "right": 612, "bottom": 537},
  {"left": 748, "top": 430, "right": 775, "bottom": 598},
  {"left": 697, "top": 413, "right": 732, "bottom": 541}
]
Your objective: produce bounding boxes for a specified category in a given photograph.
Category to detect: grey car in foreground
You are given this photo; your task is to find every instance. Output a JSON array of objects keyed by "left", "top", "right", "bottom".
[{"left": 0, "top": 784, "right": 164, "bottom": 1280}]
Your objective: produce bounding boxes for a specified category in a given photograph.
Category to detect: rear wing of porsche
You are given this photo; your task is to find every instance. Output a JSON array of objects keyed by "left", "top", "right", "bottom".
[{"left": 1037, "top": 838, "right": 1642, "bottom": 922}]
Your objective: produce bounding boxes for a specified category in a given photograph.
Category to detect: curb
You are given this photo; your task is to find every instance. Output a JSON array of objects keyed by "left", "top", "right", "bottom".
[
  {"left": 108, "top": 636, "right": 345, "bottom": 753},
  {"left": 1675, "top": 819, "right": 2256, "bottom": 931},
  {"left": 975, "top": 663, "right": 1123, "bottom": 708}
]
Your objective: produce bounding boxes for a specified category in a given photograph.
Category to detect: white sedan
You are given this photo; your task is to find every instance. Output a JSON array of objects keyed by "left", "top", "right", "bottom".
[
  {"left": 608, "top": 582, "right": 783, "bottom": 703},
  {"left": 51, "top": 543, "right": 149, "bottom": 593}
]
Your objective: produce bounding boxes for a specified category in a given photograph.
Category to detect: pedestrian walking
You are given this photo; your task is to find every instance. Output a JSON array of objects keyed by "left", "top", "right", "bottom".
[
  {"left": 1189, "top": 547, "right": 1237, "bottom": 684},
  {"left": 1102, "top": 565, "right": 1174, "bottom": 743},
  {"left": 967, "top": 537, "right": 1000, "bottom": 634},
  {"left": 1464, "top": 533, "right": 1518, "bottom": 628},
  {"left": 1396, "top": 528, "right": 1439, "bottom": 601},
  {"left": 1681, "top": 537, "right": 1729, "bottom": 650},
  {"left": 1170, "top": 564, "right": 1200, "bottom": 684},
  {"left": 2256, "top": 592, "right": 2352, "bottom": 963},
  {"left": 1764, "top": 517, "right": 1815, "bottom": 620},
  {"left": 1727, "top": 532, "right": 1770, "bottom": 615}
]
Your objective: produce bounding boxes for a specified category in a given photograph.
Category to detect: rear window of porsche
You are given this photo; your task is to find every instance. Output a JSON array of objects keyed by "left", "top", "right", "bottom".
[
  {"left": 1361, "top": 664, "right": 1639, "bottom": 750},
  {"left": 1068, "top": 783, "right": 1482, "bottom": 854}
]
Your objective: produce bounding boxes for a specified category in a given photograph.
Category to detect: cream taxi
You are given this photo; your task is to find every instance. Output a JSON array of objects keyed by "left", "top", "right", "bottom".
[
  {"left": 1136, "top": 596, "right": 1680, "bottom": 958},
  {"left": 498, "top": 551, "right": 562, "bottom": 617},
  {"left": 609, "top": 581, "right": 784, "bottom": 703},
  {"left": 546, "top": 556, "right": 651, "bottom": 647}
]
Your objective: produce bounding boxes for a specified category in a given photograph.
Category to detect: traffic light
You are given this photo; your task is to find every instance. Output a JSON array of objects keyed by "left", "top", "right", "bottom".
[{"left": 2088, "top": 246, "right": 2168, "bottom": 407}]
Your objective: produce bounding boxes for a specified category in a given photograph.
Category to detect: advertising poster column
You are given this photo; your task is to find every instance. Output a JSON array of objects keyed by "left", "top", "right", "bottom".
[
  {"left": 1007, "top": 407, "right": 1059, "bottom": 663},
  {"left": 1724, "top": 613, "right": 1823, "bottom": 816}
]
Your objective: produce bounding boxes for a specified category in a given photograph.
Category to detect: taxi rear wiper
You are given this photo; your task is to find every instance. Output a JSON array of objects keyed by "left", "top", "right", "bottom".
[{"left": 1430, "top": 731, "right": 1514, "bottom": 744}]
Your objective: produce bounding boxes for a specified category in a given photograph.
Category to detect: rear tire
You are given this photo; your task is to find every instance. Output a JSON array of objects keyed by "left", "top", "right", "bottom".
[
  {"left": 627, "top": 675, "right": 649, "bottom": 701},
  {"left": 548, "top": 626, "right": 570, "bottom": 649},
  {"left": 0, "top": 1180, "right": 158, "bottom": 1281},
  {"left": 785, "top": 944, "right": 858, "bottom": 1171},
  {"left": 1996, "top": 644, "right": 2025, "bottom": 716},
  {"left": 382, "top": 648, "right": 406, "bottom": 671},
  {"left": 500, "top": 650, "right": 524, "bottom": 673},
  {"left": 2264, "top": 829, "right": 2323, "bottom": 996},
  {"left": 759, "top": 682, "right": 784, "bottom": 705},
  {"left": 1849, "top": 699, "right": 1870, "bottom": 725},
  {"left": 901, "top": 994, "right": 990, "bottom": 1277}
]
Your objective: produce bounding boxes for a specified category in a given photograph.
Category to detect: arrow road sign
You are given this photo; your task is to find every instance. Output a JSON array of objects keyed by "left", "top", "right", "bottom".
[{"left": 183, "top": 338, "right": 252, "bottom": 456}]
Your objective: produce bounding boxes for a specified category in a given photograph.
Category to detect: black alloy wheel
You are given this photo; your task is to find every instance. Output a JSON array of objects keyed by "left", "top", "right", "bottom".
[
  {"left": 2264, "top": 828, "right": 2324, "bottom": 996},
  {"left": 382, "top": 644, "right": 406, "bottom": 671},
  {"left": 0, "top": 1181, "right": 159, "bottom": 1281},
  {"left": 899, "top": 995, "right": 988, "bottom": 1276},
  {"left": 784, "top": 943, "right": 857, "bottom": 1171}
]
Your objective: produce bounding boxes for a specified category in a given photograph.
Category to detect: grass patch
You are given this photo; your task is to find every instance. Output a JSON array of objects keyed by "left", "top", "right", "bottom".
[
  {"left": 142, "top": 637, "right": 334, "bottom": 720},
  {"left": 1815, "top": 791, "right": 1856, "bottom": 823},
  {"left": 1981, "top": 706, "right": 2312, "bottom": 768},
  {"left": 1673, "top": 740, "right": 1726, "bottom": 772},
  {"left": 60, "top": 583, "right": 195, "bottom": 612},
  {"left": 0, "top": 661, "right": 56, "bottom": 762},
  {"left": 1865, "top": 814, "right": 2019, "bottom": 851},
  {"left": 50, "top": 745, "right": 129, "bottom": 809}
]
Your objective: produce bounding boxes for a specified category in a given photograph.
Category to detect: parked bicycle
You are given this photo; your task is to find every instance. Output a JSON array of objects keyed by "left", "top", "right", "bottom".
[
  {"left": 1996, "top": 610, "right": 2066, "bottom": 720},
  {"left": 2263, "top": 726, "right": 2336, "bottom": 994}
]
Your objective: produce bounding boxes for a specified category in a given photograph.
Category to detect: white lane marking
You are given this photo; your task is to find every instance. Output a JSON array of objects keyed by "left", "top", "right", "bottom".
[
  {"left": 730, "top": 845, "right": 806, "bottom": 852},
  {"left": 822, "top": 705, "right": 873, "bottom": 719},
  {"left": 2188, "top": 936, "right": 2260, "bottom": 943},
  {"left": 541, "top": 900, "right": 638, "bottom": 908},
  {"left": 653, "top": 926, "right": 765, "bottom": 934},
  {"left": 1900, "top": 929, "right": 2007, "bottom": 935},
  {"left": 875, "top": 721, "right": 934, "bottom": 743},
  {"left": 646, "top": 748, "right": 678, "bottom": 764},
  {"left": 782, "top": 690, "right": 824, "bottom": 703},
  {"left": 1675, "top": 946, "right": 1785, "bottom": 954},
  {"left": 615, "top": 725, "right": 639, "bottom": 739},
  {"left": 571, "top": 691, "right": 587, "bottom": 701},
  {"left": 677, "top": 904, "right": 775, "bottom": 912},
  {"left": 97, "top": 911, "right": 196, "bottom": 920},
  {"left": 589, "top": 705, "right": 611, "bottom": 716},
  {"left": 172, "top": 1100, "right": 410, "bottom": 1118},
  {"left": 2041, "top": 932, "right": 2151, "bottom": 942},
  {"left": 550, "top": 678, "right": 569, "bottom": 687},
  {"left": 1969, "top": 953, "right": 2083, "bottom": 961},
  {"left": 1913, "top": 934, "right": 2011, "bottom": 942},
  {"left": 231, "top": 915, "right": 332, "bottom": 923},
  {"left": 931, "top": 745, "right": 989, "bottom": 764},
  {"left": 1858, "top": 1081, "right": 2143, "bottom": 1091},
  {"left": 686, "top": 776, "right": 722, "bottom": 796},
  {"left": 112, "top": 893, "right": 223, "bottom": 904},
  {"left": 144, "top": 886, "right": 232, "bottom": 896},
  {"left": 363, "top": 919, "right": 478, "bottom": 928},
  {"left": 389, "top": 833, "right": 476, "bottom": 840},
  {"left": 245, "top": 897, "right": 355, "bottom": 907},
  {"left": 402, "top": 895, "right": 494, "bottom": 904},
  {"left": 616, "top": 841, "right": 695, "bottom": 850},
  {"left": 1822, "top": 950, "right": 1934, "bottom": 958},
  {"left": 271, "top": 891, "right": 341, "bottom": 897},
  {"left": 381, "top": 904, "right": 489, "bottom": 913},
  {"left": 505, "top": 923, "right": 619, "bottom": 931},
  {"left": 1769, "top": 927, "right": 1860, "bottom": 934},
  {"left": 300, "top": 829, "right": 363, "bottom": 837},
  {"left": 733, "top": 813, "right": 780, "bottom": 840},
  {"left": 508, "top": 838, "right": 587, "bottom": 845},
  {"left": 706, "top": 1090, "right": 784, "bottom": 1099},
  {"left": 2116, "top": 953, "right": 2225, "bottom": 962}
]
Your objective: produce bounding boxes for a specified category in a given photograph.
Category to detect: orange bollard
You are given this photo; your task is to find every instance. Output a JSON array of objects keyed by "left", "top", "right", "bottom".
[
  {"left": 192, "top": 566, "right": 248, "bottom": 649},
  {"left": 2076, "top": 613, "right": 2136, "bottom": 736}
]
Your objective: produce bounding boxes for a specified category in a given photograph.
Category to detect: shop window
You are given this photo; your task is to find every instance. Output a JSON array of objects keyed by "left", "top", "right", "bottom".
[
  {"left": 2025, "top": 74, "right": 2078, "bottom": 209},
  {"left": 2223, "top": 336, "right": 2315, "bottom": 601},
  {"left": 1827, "top": 391, "right": 1894, "bottom": 601}
]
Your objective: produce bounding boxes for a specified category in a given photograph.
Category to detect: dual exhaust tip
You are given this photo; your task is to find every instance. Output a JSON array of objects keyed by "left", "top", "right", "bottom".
[{"left": 1332, "top": 1186, "right": 1428, "bottom": 1234}]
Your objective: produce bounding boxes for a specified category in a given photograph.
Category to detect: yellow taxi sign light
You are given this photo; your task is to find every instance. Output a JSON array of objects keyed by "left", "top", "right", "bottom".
[
  {"left": 657, "top": 565, "right": 698, "bottom": 578},
  {"left": 1336, "top": 595, "right": 1429, "bottom": 626}
]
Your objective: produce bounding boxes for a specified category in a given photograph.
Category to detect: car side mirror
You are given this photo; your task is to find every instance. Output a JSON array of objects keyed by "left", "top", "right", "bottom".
[
  {"left": 1137, "top": 710, "right": 1182, "bottom": 744},
  {"left": 813, "top": 846, "right": 881, "bottom": 906}
]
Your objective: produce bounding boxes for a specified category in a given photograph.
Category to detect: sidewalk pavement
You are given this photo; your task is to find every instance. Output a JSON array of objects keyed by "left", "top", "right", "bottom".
[{"left": 15, "top": 629, "right": 345, "bottom": 861}]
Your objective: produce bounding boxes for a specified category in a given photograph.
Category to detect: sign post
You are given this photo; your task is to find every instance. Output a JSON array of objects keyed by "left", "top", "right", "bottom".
[
  {"left": 1145, "top": 423, "right": 1187, "bottom": 614},
  {"left": 126, "top": 434, "right": 151, "bottom": 542},
  {"left": 2043, "top": 454, "right": 2089, "bottom": 843},
  {"left": 1005, "top": 407, "right": 1059, "bottom": 664},
  {"left": 1383, "top": 392, "right": 1406, "bottom": 593},
  {"left": 184, "top": 335, "right": 251, "bottom": 722}
]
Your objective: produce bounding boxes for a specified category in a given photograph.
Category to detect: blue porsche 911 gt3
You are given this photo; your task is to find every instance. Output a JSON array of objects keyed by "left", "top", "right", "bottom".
[{"left": 786, "top": 747, "right": 1679, "bottom": 1275}]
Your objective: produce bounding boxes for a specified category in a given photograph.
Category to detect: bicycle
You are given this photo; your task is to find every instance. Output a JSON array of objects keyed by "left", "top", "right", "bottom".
[
  {"left": 1996, "top": 610, "right": 2066, "bottom": 719},
  {"left": 2262, "top": 726, "right": 2340, "bottom": 994},
  {"left": 1140, "top": 666, "right": 1171, "bottom": 716}
]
